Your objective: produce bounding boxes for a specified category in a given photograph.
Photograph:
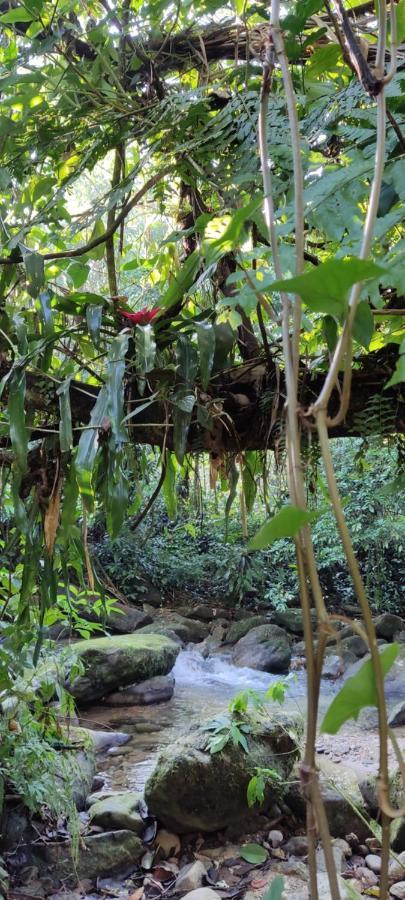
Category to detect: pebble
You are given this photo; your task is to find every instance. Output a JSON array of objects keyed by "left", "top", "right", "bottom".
[
  {"left": 354, "top": 866, "right": 379, "bottom": 887},
  {"left": 180, "top": 890, "right": 219, "bottom": 900},
  {"left": 365, "top": 853, "right": 382, "bottom": 873},
  {"left": 389, "top": 851, "right": 405, "bottom": 881},
  {"left": 391, "top": 883, "right": 405, "bottom": 899},
  {"left": 269, "top": 830, "right": 283, "bottom": 848},
  {"left": 176, "top": 861, "right": 207, "bottom": 893},
  {"left": 284, "top": 835, "right": 308, "bottom": 856},
  {"left": 155, "top": 829, "right": 181, "bottom": 858},
  {"left": 332, "top": 838, "right": 352, "bottom": 858}
]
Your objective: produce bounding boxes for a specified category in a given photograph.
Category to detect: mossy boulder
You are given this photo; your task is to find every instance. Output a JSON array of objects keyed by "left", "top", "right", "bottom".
[
  {"left": 232, "top": 625, "right": 291, "bottom": 673},
  {"left": 144, "top": 713, "right": 301, "bottom": 833},
  {"left": 273, "top": 609, "right": 317, "bottom": 636},
  {"left": 34, "top": 830, "right": 143, "bottom": 885},
  {"left": 66, "top": 634, "right": 180, "bottom": 704},
  {"left": 225, "top": 616, "right": 267, "bottom": 645},
  {"left": 89, "top": 791, "right": 144, "bottom": 834},
  {"left": 139, "top": 615, "right": 208, "bottom": 644}
]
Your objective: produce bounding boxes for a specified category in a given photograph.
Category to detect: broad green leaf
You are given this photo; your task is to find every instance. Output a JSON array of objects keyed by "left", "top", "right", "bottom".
[
  {"left": 135, "top": 324, "right": 156, "bottom": 395},
  {"left": 263, "top": 877, "right": 284, "bottom": 900},
  {"left": 173, "top": 405, "right": 193, "bottom": 465},
  {"left": 57, "top": 377, "right": 73, "bottom": 453},
  {"left": 242, "top": 451, "right": 257, "bottom": 514},
  {"left": 196, "top": 323, "right": 215, "bottom": 389},
  {"left": 213, "top": 322, "right": 235, "bottom": 371},
  {"left": 203, "top": 196, "right": 263, "bottom": 266},
  {"left": 397, "top": 0, "right": 405, "bottom": 41},
  {"left": 239, "top": 843, "right": 268, "bottom": 864},
  {"left": 89, "top": 220, "right": 107, "bottom": 261},
  {"left": 162, "top": 452, "right": 177, "bottom": 519},
  {"left": 176, "top": 335, "right": 198, "bottom": 385},
  {"left": 321, "top": 643, "right": 399, "bottom": 734},
  {"left": 0, "top": 8, "right": 34, "bottom": 23},
  {"left": 160, "top": 251, "right": 199, "bottom": 310},
  {"left": 24, "top": 250, "right": 45, "bottom": 298},
  {"left": 59, "top": 459, "right": 79, "bottom": 546},
  {"left": 249, "top": 506, "right": 316, "bottom": 551},
  {"left": 86, "top": 304, "right": 102, "bottom": 346},
  {"left": 8, "top": 368, "right": 27, "bottom": 474},
  {"left": 107, "top": 333, "right": 129, "bottom": 445},
  {"left": 322, "top": 315, "right": 338, "bottom": 352},
  {"left": 76, "top": 387, "right": 109, "bottom": 507},
  {"left": 267, "top": 258, "right": 385, "bottom": 317},
  {"left": 353, "top": 302, "right": 374, "bottom": 348},
  {"left": 67, "top": 262, "right": 90, "bottom": 289},
  {"left": 39, "top": 290, "right": 54, "bottom": 337}
]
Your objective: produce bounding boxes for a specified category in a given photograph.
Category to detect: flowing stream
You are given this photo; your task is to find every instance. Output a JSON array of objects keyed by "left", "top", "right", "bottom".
[{"left": 81, "top": 649, "right": 342, "bottom": 792}]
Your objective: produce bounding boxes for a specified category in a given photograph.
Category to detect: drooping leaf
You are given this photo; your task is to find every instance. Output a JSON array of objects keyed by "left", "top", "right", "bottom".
[
  {"left": 176, "top": 335, "right": 199, "bottom": 385},
  {"left": 160, "top": 251, "right": 199, "bottom": 310},
  {"left": 24, "top": 250, "right": 45, "bottom": 298},
  {"left": 353, "top": 302, "right": 374, "bottom": 348},
  {"left": 76, "top": 387, "right": 109, "bottom": 507},
  {"left": 239, "top": 843, "right": 268, "bottom": 864},
  {"left": 249, "top": 506, "right": 317, "bottom": 551},
  {"left": 162, "top": 452, "right": 177, "bottom": 519},
  {"left": 136, "top": 324, "right": 156, "bottom": 395},
  {"left": 321, "top": 643, "right": 399, "bottom": 734},
  {"left": 0, "top": 7, "right": 34, "bottom": 23},
  {"left": 107, "top": 333, "right": 129, "bottom": 445},
  {"left": 57, "top": 377, "right": 73, "bottom": 453},
  {"left": 322, "top": 315, "right": 338, "bottom": 352},
  {"left": 8, "top": 368, "right": 27, "bottom": 474},
  {"left": 384, "top": 340, "right": 405, "bottom": 389},
  {"left": 196, "top": 323, "right": 215, "bottom": 389},
  {"left": 86, "top": 304, "right": 103, "bottom": 346},
  {"left": 267, "top": 258, "right": 385, "bottom": 317}
]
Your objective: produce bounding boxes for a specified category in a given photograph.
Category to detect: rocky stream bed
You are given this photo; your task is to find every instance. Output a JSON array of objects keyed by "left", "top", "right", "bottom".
[{"left": 2, "top": 605, "right": 405, "bottom": 900}]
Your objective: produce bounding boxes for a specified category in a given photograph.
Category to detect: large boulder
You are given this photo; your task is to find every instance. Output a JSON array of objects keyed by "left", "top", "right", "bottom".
[
  {"left": 89, "top": 791, "right": 144, "bottom": 834},
  {"left": 286, "top": 757, "right": 370, "bottom": 841},
  {"left": 225, "top": 616, "right": 267, "bottom": 645},
  {"left": 65, "top": 634, "right": 180, "bottom": 704},
  {"left": 144, "top": 713, "right": 301, "bottom": 833},
  {"left": 232, "top": 625, "right": 291, "bottom": 673},
  {"left": 273, "top": 609, "right": 316, "bottom": 636}
]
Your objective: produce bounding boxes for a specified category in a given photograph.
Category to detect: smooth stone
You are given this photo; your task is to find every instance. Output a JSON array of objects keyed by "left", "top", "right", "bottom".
[
  {"left": 89, "top": 791, "right": 144, "bottom": 834},
  {"left": 389, "top": 851, "right": 405, "bottom": 881},
  {"left": 284, "top": 835, "right": 308, "bottom": 856},
  {"left": 332, "top": 838, "right": 352, "bottom": 858},
  {"left": 316, "top": 845, "right": 344, "bottom": 873},
  {"left": 180, "top": 890, "right": 219, "bottom": 900},
  {"left": 391, "top": 882, "right": 405, "bottom": 898},
  {"left": 79, "top": 728, "right": 130, "bottom": 752},
  {"left": 269, "top": 829, "right": 283, "bottom": 848},
  {"left": 175, "top": 861, "right": 207, "bottom": 892},
  {"left": 232, "top": 625, "right": 291, "bottom": 673},
  {"left": 103, "top": 674, "right": 175, "bottom": 707},
  {"left": 81, "top": 602, "right": 152, "bottom": 635},
  {"left": 140, "top": 615, "right": 209, "bottom": 644},
  {"left": 273, "top": 608, "right": 316, "bottom": 636},
  {"left": 322, "top": 654, "right": 345, "bottom": 679},
  {"left": 365, "top": 853, "right": 381, "bottom": 873},
  {"left": 155, "top": 829, "right": 181, "bottom": 858},
  {"left": 374, "top": 613, "right": 404, "bottom": 640},
  {"left": 286, "top": 757, "right": 370, "bottom": 841}
]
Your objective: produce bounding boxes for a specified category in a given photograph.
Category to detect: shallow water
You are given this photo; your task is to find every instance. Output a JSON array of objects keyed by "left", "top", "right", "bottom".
[{"left": 81, "top": 648, "right": 340, "bottom": 792}]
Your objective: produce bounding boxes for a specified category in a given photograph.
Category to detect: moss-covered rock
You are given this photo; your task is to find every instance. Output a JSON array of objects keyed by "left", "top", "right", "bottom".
[
  {"left": 89, "top": 792, "right": 144, "bottom": 834},
  {"left": 232, "top": 625, "right": 291, "bottom": 673},
  {"left": 224, "top": 616, "right": 267, "bottom": 645},
  {"left": 34, "top": 830, "right": 143, "bottom": 885},
  {"left": 144, "top": 713, "right": 301, "bottom": 833},
  {"left": 66, "top": 634, "right": 180, "bottom": 704},
  {"left": 139, "top": 615, "right": 208, "bottom": 644},
  {"left": 273, "top": 609, "right": 317, "bottom": 635}
]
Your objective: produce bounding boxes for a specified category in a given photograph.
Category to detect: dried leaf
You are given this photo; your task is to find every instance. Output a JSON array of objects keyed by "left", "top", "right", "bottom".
[{"left": 44, "top": 475, "right": 62, "bottom": 556}]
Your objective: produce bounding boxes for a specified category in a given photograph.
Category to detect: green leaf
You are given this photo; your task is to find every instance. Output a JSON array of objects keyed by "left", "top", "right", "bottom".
[
  {"left": 321, "top": 644, "right": 399, "bottom": 735},
  {"left": 353, "top": 302, "right": 374, "bottom": 348},
  {"left": 397, "top": 0, "right": 405, "bottom": 42},
  {"left": 242, "top": 451, "right": 257, "bottom": 514},
  {"left": 240, "top": 843, "right": 268, "bottom": 864},
  {"left": 267, "top": 258, "right": 385, "bottom": 317},
  {"left": 196, "top": 323, "right": 215, "bottom": 389},
  {"left": 162, "top": 452, "right": 177, "bottom": 519},
  {"left": 263, "top": 877, "right": 285, "bottom": 900},
  {"left": 88, "top": 219, "right": 106, "bottom": 261},
  {"left": 67, "top": 262, "right": 90, "bottom": 289},
  {"left": 322, "top": 315, "right": 338, "bottom": 352},
  {"left": 86, "top": 304, "right": 102, "bottom": 346},
  {"left": 176, "top": 335, "right": 199, "bottom": 386},
  {"left": 24, "top": 250, "right": 45, "bottom": 298},
  {"left": 384, "top": 341, "right": 405, "bottom": 389},
  {"left": 213, "top": 322, "right": 235, "bottom": 371},
  {"left": 135, "top": 324, "right": 156, "bottom": 395},
  {"left": 8, "top": 368, "right": 27, "bottom": 475},
  {"left": 107, "top": 333, "right": 129, "bottom": 445},
  {"left": 249, "top": 505, "right": 316, "bottom": 551},
  {"left": 0, "top": 7, "right": 34, "bottom": 23},
  {"left": 76, "top": 386, "right": 109, "bottom": 507},
  {"left": 57, "top": 377, "right": 73, "bottom": 453},
  {"left": 160, "top": 251, "right": 199, "bottom": 310},
  {"left": 203, "top": 196, "right": 263, "bottom": 266}
]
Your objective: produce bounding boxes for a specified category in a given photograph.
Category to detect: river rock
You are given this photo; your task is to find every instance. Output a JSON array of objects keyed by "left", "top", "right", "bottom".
[
  {"left": 365, "top": 853, "right": 381, "bottom": 873},
  {"left": 103, "top": 674, "right": 175, "bottom": 706},
  {"left": 391, "top": 882, "right": 405, "bottom": 899},
  {"left": 389, "top": 851, "right": 405, "bottom": 880},
  {"left": 374, "top": 613, "right": 404, "bottom": 640},
  {"left": 322, "top": 654, "right": 346, "bottom": 679},
  {"left": 65, "top": 634, "right": 179, "bottom": 703},
  {"left": 156, "top": 829, "right": 181, "bottom": 858},
  {"left": 232, "top": 625, "right": 291, "bottom": 673},
  {"left": 136, "top": 624, "right": 184, "bottom": 645},
  {"left": 273, "top": 609, "right": 316, "bottom": 636},
  {"left": 34, "top": 830, "right": 143, "bottom": 885},
  {"left": 138, "top": 614, "right": 208, "bottom": 644},
  {"left": 286, "top": 757, "right": 369, "bottom": 840},
  {"left": 389, "top": 701, "right": 405, "bottom": 727},
  {"left": 180, "top": 891, "right": 219, "bottom": 900},
  {"left": 144, "top": 713, "right": 300, "bottom": 833},
  {"left": 82, "top": 603, "right": 152, "bottom": 634},
  {"left": 89, "top": 791, "right": 143, "bottom": 834},
  {"left": 225, "top": 616, "right": 267, "bottom": 645},
  {"left": 176, "top": 861, "right": 207, "bottom": 892}
]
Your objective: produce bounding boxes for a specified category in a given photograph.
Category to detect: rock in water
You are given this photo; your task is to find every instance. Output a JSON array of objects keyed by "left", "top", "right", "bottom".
[
  {"left": 232, "top": 625, "right": 291, "bottom": 673},
  {"left": 374, "top": 613, "right": 404, "bottom": 640},
  {"left": 66, "top": 634, "right": 179, "bottom": 704},
  {"left": 89, "top": 792, "right": 144, "bottom": 834},
  {"left": 103, "top": 674, "right": 175, "bottom": 706},
  {"left": 389, "top": 701, "right": 405, "bottom": 727},
  {"left": 224, "top": 616, "right": 267, "bottom": 645},
  {"left": 144, "top": 714, "right": 301, "bottom": 832}
]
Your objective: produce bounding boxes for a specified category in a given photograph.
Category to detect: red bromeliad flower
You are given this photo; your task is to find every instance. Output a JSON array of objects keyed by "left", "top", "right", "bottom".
[{"left": 117, "top": 306, "right": 159, "bottom": 326}]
